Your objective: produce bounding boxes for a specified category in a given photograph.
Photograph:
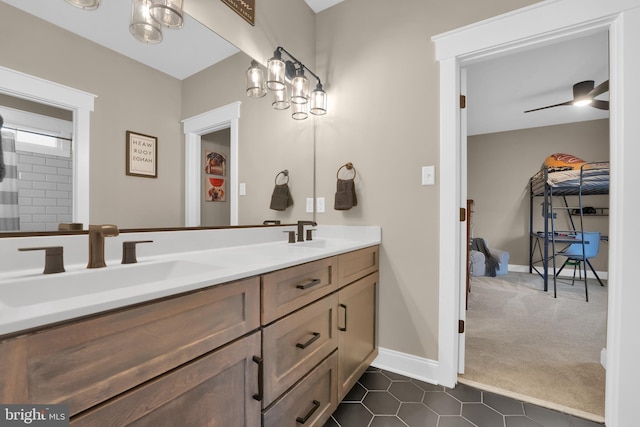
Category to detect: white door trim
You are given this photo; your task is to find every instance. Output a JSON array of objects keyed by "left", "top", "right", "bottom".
[
  {"left": 433, "top": 1, "right": 640, "bottom": 425},
  {"left": 182, "top": 102, "right": 241, "bottom": 226}
]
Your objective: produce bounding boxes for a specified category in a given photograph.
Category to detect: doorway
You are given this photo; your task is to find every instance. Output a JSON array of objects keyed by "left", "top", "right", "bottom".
[
  {"left": 460, "top": 30, "right": 609, "bottom": 420},
  {"left": 201, "top": 128, "right": 231, "bottom": 226}
]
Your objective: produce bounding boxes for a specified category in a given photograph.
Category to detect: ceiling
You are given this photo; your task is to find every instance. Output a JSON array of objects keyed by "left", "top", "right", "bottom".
[
  {"left": 466, "top": 30, "right": 609, "bottom": 135},
  {"left": 1, "top": 0, "right": 343, "bottom": 80}
]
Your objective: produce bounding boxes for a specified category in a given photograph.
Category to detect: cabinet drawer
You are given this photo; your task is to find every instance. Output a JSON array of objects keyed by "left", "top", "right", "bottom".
[
  {"left": 262, "top": 257, "right": 338, "bottom": 325},
  {"left": 71, "top": 332, "right": 262, "bottom": 427},
  {"left": 262, "top": 293, "right": 338, "bottom": 407},
  {"left": 338, "top": 245, "right": 379, "bottom": 288},
  {"left": 0, "top": 277, "right": 260, "bottom": 417},
  {"left": 263, "top": 351, "right": 338, "bottom": 427}
]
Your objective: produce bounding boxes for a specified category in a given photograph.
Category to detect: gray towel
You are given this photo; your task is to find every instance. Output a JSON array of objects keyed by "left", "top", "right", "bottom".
[
  {"left": 334, "top": 178, "right": 357, "bottom": 210},
  {"left": 270, "top": 183, "right": 293, "bottom": 211}
]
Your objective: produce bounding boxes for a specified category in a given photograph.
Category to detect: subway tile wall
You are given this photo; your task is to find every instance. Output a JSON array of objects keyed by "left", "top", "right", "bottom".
[{"left": 17, "top": 151, "right": 72, "bottom": 231}]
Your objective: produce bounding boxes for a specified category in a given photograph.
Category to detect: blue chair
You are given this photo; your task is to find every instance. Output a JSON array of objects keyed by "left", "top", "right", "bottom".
[{"left": 555, "top": 231, "right": 604, "bottom": 302}]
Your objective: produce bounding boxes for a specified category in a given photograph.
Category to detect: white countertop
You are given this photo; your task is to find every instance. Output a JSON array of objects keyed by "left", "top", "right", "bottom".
[{"left": 0, "top": 225, "right": 380, "bottom": 337}]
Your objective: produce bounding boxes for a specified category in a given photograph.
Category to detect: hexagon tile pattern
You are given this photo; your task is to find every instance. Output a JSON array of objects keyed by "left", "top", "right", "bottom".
[{"left": 323, "top": 367, "right": 604, "bottom": 427}]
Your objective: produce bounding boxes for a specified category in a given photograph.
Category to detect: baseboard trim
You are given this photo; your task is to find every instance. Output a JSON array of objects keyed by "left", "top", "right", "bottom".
[
  {"left": 371, "top": 347, "right": 440, "bottom": 385},
  {"left": 508, "top": 264, "right": 608, "bottom": 280}
]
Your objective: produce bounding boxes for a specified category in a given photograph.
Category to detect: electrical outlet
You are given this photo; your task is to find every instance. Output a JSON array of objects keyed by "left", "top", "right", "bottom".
[
  {"left": 317, "top": 197, "right": 326, "bottom": 213},
  {"left": 306, "top": 198, "right": 314, "bottom": 213}
]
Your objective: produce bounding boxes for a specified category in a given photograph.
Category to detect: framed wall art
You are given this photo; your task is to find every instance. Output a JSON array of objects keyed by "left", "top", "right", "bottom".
[{"left": 126, "top": 131, "right": 157, "bottom": 178}]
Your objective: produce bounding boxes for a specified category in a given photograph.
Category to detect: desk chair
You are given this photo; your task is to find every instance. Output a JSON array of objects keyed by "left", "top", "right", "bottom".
[{"left": 555, "top": 231, "right": 604, "bottom": 302}]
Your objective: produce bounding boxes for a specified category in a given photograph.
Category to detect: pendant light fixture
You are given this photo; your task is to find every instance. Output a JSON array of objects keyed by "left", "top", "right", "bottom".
[
  {"left": 64, "top": 0, "right": 100, "bottom": 10},
  {"left": 149, "top": 0, "right": 184, "bottom": 29},
  {"left": 246, "top": 60, "right": 266, "bottom": 98},
  {"left": 130, "top": 0, "right": 163, "bottom": 44},
  {"left": 248, "top": 46, "right": 328, "bottom": 120}
]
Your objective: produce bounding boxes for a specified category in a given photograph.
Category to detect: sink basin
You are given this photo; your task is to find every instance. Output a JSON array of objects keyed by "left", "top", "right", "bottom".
[{"left": 0, "top": 260, "right": 216, "bottom": 308}]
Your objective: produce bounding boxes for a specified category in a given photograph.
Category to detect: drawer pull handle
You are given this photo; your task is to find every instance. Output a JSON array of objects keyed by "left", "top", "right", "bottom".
[
  {"left": 296, "top": 332, "right": 321, "bottom": 349},
  {"left": 339, "top": 303, "right": 348, "bottom": 332},
  {"left": 296, "top": 278, "right": 322, "bottom": 290},
  {"left": 296, "top": 400, "right": 321, "bottom": 424},
  {"left": 252, "top": 356, "right": 263, "bottom": 401}
]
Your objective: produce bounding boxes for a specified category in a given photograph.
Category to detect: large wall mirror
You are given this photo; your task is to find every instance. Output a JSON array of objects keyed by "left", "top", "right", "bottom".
[{"left": 0, "top": 1, "right": 314, "bottom": 235}]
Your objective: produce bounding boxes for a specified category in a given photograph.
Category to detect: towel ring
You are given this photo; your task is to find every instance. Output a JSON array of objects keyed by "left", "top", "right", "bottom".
[
  {"left": 275, "top": 170, "right": 289, "bottom": 185},
  {"left": 336, "top": 162, "right": 357, "bottom": 180}
]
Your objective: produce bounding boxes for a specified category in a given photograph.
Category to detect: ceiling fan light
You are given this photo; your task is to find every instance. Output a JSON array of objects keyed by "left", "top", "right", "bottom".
[
  {"left": 246, "top": 60, "right": 266, "bottom": 98},
  {"left": 130, "top": 0, "right": 163, "bottom": 44},
  {"left": 574, "top": 98, "right": 592, "bottom": 107},
  {"left": 149, "top": 0, "right": 184, "bottom": 29},
  {"left": 64, "top": 0, "right": 100, "bottom": 10}
]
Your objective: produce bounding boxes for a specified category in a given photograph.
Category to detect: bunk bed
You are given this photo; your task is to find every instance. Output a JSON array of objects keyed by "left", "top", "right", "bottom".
[{"left": 529, "top": 159, "right": 609, "bottom": 301}]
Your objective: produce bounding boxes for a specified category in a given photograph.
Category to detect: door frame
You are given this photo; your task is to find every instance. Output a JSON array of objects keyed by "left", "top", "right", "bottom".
[
  {"left": 433, "top": 1, "right": 640, "bottom": 425},
  {"left": 182, "top": 102, "right": 240, "bottom": 226}
]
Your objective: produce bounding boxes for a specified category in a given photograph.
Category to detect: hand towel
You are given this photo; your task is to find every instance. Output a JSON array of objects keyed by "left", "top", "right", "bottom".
[
  {"left": 270, "top": 183, "right": 294, "bottom": 211},
  {"left": 334, "top": 178, "right": 357, "bottom": 210}
]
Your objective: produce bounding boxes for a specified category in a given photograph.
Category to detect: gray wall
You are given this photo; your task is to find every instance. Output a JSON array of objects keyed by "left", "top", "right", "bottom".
[{"left": 468, "top": 119, "right": 610, "bottom": 272}]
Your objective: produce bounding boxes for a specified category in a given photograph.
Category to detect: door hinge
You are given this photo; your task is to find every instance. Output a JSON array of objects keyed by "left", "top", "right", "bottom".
[
  {"left": 460, "top": 95, "right": 466, "bottom": 109},
  {"left": 459, "top": 320, "right": 465, "bottom": 333},
  {"left": 460, "top": 207, "right": 466, "bottom": 222}
]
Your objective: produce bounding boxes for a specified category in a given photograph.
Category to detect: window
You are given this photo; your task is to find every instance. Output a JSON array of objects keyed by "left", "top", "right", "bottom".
[{"left": 0, "top": 106, "right": 72, "bottom": 157}]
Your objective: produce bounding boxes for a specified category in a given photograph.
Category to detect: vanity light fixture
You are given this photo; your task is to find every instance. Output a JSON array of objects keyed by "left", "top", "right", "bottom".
[
  {"left": 247, "top": 46, "right": 327, "bottom": 119},
  {"left": 149, "top": 0, "right": 185, "bottom": 29},
  {"left": 130, "top": 0, "right": 163, "bottom": 44},
  {"left": 64, "top": 0, "right": 101, "bottom": 10}
]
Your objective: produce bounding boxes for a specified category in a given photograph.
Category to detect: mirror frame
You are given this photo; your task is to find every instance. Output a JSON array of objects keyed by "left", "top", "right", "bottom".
[
  {"left": 0, "top": 66, "right": 95, "bottom": 229},
  {"left": 183, "top": 102, "right": 240, "bottom": 226}
]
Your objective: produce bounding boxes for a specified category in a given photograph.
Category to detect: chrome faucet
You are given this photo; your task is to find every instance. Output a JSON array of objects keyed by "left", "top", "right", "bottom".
[
  {"left": 297, "top": 220, "right": 317, "bottom": 242},
  {"left": 87, "top": 224, "right": 119, "bottom": 268}
]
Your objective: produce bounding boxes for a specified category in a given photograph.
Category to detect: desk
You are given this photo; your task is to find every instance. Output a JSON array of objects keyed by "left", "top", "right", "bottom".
[{"left": 530, "top": 232, "right": 586, "bottom": 292}]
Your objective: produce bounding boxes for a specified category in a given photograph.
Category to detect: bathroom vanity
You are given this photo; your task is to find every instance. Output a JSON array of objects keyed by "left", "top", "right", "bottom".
[{"left": 0, "top": 226, "right": 380, "bottom": 426}]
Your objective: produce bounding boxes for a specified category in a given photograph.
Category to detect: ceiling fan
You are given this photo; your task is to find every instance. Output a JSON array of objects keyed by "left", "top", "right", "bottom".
[{"left": 524, "top": 80, "right": 609, "bottom": 113}]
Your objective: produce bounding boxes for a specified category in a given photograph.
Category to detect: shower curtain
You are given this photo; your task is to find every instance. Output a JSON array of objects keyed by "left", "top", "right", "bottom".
[{"left": 0, "top": 130, "right": 20, "bottom": 231}]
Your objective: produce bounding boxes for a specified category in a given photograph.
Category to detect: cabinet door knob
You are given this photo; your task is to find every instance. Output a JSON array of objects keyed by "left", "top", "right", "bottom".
[
  {"left": 339, "top": 303, "right": 348, "bottom": 332},
  {"left": 252, "top": 356, "right": 263, "bottom": 401}
]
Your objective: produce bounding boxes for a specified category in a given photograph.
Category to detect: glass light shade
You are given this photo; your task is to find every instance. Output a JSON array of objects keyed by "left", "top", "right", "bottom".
[
  {"left": 292, "top": 102, "right": 308, "bottom": 120},
  {"left": 64, "top": 0, "right": 100, "bottom": 10},
  {"left": 291, "top": 73, "right": 309, "bottom": 104},
  {"left": 130, "top": 0, "right": 163, "bottom": 44},
  {"left": 149, "top": 0, "right": 184, "bottom": 28},
  {"left": 267, "top": 57, "right": 286, "bottom": 91},
  {"left": 246, "top": 61, "right": 266, "bottom": 98},
  {"left": 310, "top": 85, "right": 327, "bottom": 115},
  {"left": 272, "top": 88, "right": 290, "bottom": 110}
]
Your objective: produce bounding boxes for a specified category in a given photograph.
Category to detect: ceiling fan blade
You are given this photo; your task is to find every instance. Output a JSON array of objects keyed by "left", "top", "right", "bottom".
[
  {"left": 524, "top": 100, "right": 573, "bottom": 113},
  {"left": 588, "top": 80, "right": 609, "bottom": 98},
  {"left": 573, "top": 80, "right": 595, "bottom": 99},
  {"left": 591, "top": 100, "right": 609, "bottom": 110}
]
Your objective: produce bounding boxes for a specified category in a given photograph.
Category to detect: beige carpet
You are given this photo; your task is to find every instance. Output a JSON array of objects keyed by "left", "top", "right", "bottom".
[{"left": 461, "top": 272, "right": 607, "bottom": 419}]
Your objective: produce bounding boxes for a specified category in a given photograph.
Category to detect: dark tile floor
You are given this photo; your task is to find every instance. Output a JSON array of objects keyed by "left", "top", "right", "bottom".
[{"left": 324, "top": 367, "right": 605, "bottom": 427}]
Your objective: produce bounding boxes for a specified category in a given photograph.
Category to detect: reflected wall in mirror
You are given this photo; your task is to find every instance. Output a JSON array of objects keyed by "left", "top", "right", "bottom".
[{"left": 0, "top": 1, "right": 314, "bottom": 235}]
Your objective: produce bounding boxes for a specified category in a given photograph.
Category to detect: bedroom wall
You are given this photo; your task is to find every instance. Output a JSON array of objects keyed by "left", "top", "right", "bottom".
[{"left": 468, "top": 118, "right": 610, "bottom": 272}]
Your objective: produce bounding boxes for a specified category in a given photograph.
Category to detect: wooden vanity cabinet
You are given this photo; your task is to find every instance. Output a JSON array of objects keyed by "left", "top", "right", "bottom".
[
  {"left": 71, "top": 332, "right": 262, "bottom": 427},
  {"left": 0, "top": 277, "right": 260, "bottom": 422},
  {"left": 261, "top": 246, "right": 379, "bottom": 426}
]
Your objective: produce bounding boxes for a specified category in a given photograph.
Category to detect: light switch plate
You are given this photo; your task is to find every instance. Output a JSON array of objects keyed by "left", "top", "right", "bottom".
[
  {"left": 306, "top": 198, "right": 314, "bottom": 213},
  {"left": 239, "top": 183, "right": 246, "bottom": 195},
  {"left": 422, "top": 166, "right": 435, "bottom": 186},
  {"left": 317, "top": 197, "right": 326, "bottom": 213}
]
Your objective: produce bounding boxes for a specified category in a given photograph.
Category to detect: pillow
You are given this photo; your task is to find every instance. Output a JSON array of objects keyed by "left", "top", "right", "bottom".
[{"left": 543, "top": 153, "right": 586, "bottom": 172}]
